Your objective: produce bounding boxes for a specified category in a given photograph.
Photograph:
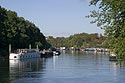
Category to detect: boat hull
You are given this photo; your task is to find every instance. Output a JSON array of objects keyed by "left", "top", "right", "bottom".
[
  {"left": 109, "top": 56, "right": 117, "bottom": 61},
  {"left": 109, "top": 53, "right": 117, "bottom": 61},
  {"left": 9, "top": 52, "right": 40, "bottom": 60}
]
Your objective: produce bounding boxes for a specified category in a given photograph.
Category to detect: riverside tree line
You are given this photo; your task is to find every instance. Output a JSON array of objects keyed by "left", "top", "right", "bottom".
[
  {"left": 0, "top": 6, "right": 51, "bottom": 56},
  {"left": 1, "top": 0, "right": 125, "bottom": 62},
  {"left": 47, "top": 33, "right": 106, "bottom": 49}
]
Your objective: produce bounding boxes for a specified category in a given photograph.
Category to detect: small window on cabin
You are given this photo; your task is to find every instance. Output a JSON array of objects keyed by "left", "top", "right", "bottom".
[{"left": 14, "top": 56, "right": 17, "bottom": 58}]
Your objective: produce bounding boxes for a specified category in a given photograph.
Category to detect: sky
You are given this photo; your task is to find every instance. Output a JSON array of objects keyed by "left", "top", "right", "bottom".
[{"left": 0, "top": 0, "right": 104, "bottom": 37}]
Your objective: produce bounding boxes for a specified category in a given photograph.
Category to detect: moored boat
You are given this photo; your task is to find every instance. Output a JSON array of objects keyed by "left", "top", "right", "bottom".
[
  {"left": 53, "top": 50, "right": 61, "bottom": 55},
  {"left": 40, "top": 51, "right": 53, "bottom": 58},
  {"left": 109, "top": 52, "right": 117, "bottom": 61},
  {"left": 9, "top": 49, "right": 40, "bottom": 60}
]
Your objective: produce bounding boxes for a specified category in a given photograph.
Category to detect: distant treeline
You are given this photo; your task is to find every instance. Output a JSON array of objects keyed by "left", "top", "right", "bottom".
[
  {"left": 47, "top": 33, "right": 107, "bottom": 48},
  {"left": 0, "top": 6, "right": 51, "bottom": 56}
]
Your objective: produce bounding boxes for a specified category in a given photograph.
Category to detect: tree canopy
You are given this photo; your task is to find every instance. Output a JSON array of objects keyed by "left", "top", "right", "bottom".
[
  {"left": 88, "top": 0, "right": 125, "bottom": 62},
  {"left": 0, "top": 6, "right": 51, "bottom": 56},
  {"left": 47, "top": 33, "right": 105, "bottom": 48}
]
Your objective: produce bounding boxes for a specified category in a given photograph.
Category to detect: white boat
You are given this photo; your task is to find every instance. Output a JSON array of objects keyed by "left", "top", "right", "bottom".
[
  {"left": 53, "top": 50, "right": 61, "bottom": 55},
  {"left": 109, "top": 52, "right": 117, "bottom": 61},
  {"left": 9, "top": 49, "right": 41, "bottom": 60}
]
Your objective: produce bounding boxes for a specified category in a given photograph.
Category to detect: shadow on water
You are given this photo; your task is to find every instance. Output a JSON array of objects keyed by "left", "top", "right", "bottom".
[
  {"left": 0, "top": 58, "right": 9, "bottom": 83},
  {"left": 0, "top": 57, "right": 47, "bottom": 83}
]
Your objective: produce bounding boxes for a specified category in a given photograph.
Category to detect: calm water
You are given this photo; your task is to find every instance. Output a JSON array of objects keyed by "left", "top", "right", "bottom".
[{"left": 1, "top": 51, "right": 125, "bottom": 83}]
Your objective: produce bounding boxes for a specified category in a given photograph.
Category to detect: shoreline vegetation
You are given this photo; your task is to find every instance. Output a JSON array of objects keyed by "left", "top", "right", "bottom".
[
  {"left": 88, "top": 0, "right": 125, "bottom": 62},
  {"left": 46, "top": 33, "right": 106, "bottom": 49},
  {"left": 0, "top": 6, "right": 51, "bottom": 57},
  {"left": 0, "top": 6, "right": 107, "bottom": 58}
]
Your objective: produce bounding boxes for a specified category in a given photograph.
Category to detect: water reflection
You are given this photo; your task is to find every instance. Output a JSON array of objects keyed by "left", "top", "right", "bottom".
[
  {"left": 9, "top": 58, "right": 45, "bottom": 82},
  {"left": 0, "top": 59, "right": 9, "bottom": 83},
  {"left": 1, "top": 51, "right": 125, "bottom": 83},
  {"left": 53, "top": 56, "right": 59, "bottom": 70}
]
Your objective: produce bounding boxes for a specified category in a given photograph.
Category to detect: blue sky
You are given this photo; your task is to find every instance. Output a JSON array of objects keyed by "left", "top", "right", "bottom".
[{"left": 0, "top": 0, "right": 104, "bottom": 37}]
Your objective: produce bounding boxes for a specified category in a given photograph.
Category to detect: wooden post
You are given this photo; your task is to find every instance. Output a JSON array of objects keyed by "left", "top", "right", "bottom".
[
  {"left": 37, "top": 45, "right": 38, "bottom": 49},
  {"left": 36, "top": 45, "right": 39, "bottom": 52},
  {"left": 29, "top": 44, "right": 31, "bottom": 49},
  {"left": 9, "top": 44, "right": 11, "bottom": 54}
]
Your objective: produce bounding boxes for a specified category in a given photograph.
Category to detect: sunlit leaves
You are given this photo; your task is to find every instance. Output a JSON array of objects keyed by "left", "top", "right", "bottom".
[
  {"left": 89, "top": 0, "right": 125, "bottom": 61},
  {"left": 47, "top": 33, "right": 105, "bottom": 48}
]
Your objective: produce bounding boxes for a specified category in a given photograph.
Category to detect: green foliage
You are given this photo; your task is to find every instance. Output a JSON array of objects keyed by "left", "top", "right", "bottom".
[
  {"left": 0, "top": 6, "right": 51, "bottom": 56},
  {"left": 47, "top": 33, "right": 105, "bottom": 48},
  {"left": 88, "top": 0, "right": 125, "bottom": 61}
]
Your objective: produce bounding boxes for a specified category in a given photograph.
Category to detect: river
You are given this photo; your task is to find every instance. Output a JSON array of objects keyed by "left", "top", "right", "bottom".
[{"left": 0, "top": 51, "right": 125, "bottom": 83}]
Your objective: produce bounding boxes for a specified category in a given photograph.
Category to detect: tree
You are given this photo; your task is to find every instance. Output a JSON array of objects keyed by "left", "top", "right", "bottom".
[
  {"left": 46, "top": 33, "right": 105, "bottom": 49},
  {"left": 0, "top": 6, "right": 51, "bottom": 56},
  {"left": 88, "top": 0, "right": 125, "bottom": 62}
]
